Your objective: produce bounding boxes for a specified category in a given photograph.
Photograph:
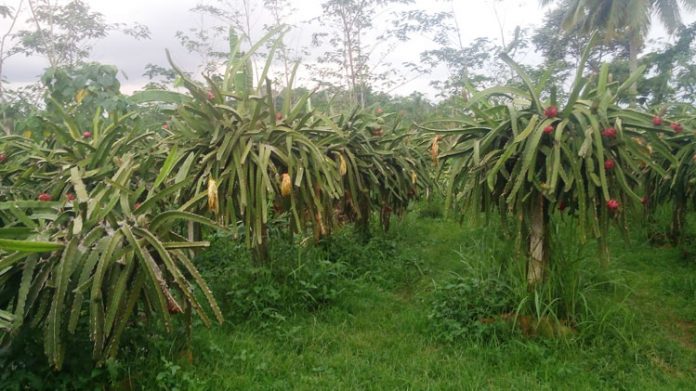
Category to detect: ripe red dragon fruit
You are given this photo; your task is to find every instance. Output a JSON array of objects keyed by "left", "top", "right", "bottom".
[
  {"left": 544, "top": 105, "right": 558, "bottom": 118},
  {"left": 602, "top": 127, "right": 617, "bottom": 138},
  {"left": 652, "top": 116, "right": 663, "bottom": 126},
  {"left": 607, "top": 199, "right": 620, "bottom": 210},
  {"left": 671, "top": 122, "right": 683, "bottom": 134},
  {"left": 604, "top": 159, "right": 615, "bottom": 170},
  {"left": 83, "top": 131, "right": 92, "bottom": 139},
  {"left": 66, "top": 193, "right": 76, "bottom": 201},
  {"left": 38, "top": 193, "right": 52, "bottom": 202},
  {"left": 543, "top": 125, "right": 554, "bottom": 134}
]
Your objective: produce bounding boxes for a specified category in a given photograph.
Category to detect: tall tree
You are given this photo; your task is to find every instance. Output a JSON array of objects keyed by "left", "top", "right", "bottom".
[
  {"left": 175, "top": 0, "right": 298, "bottom": 89},
  {"left": 263, "top": 0, "right": 298, "bottom": 88},
  {"left": 541, "top": 0, "right": 696, "bottom": 102},
  {"left": 175, "top": 1, "right": 258, "bottom": 75},
  {"left": 1, "top": 1, "right": 149, "bottom": 133},
  {"left": 639, "top": 22, "right": 696, "bottom": 105},
  {"left": 532, "top": 3, "right": 628, "bottom": 88},
  {"left": 312, "top": 0, "right": 444, "bottom": 107},
  {"left": 0, "top": 0, "right": 24, "bottom": 99},
  {"left": 402, "top": 1, "right": 528, "bottom": 101},
  {"left": 13, "top": 0, "right": 150, "bottom": 68}
]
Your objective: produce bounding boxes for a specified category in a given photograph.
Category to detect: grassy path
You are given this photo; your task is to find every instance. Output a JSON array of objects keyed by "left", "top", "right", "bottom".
[{"left": 126, "top": 215, "right": 696, "bottom": 390}]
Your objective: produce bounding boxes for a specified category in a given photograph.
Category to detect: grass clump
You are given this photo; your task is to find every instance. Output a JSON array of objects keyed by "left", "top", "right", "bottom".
[
  {"left": 429, "top": 272, "right": 517, "bottom": 342},
  {"left": 195, "top": 234, "right": 347, "bottom": 325}
]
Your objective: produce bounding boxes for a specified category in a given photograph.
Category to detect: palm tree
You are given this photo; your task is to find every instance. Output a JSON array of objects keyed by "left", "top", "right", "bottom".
[{"left": 541, "top": 0, "right": 696, "bottom": 101}]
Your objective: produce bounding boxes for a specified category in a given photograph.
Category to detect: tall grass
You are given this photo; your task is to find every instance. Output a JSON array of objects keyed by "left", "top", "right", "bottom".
[{"left": 428, "top": 211, "right": 637, "bottom": 344}]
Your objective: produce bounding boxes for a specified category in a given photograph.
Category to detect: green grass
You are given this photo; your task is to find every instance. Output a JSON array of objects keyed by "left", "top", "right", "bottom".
[
  {"left": 5, "top": 211, "right": 696, "bottom": 390},
  {"left": 133, "top": 214, "right": 696, "bottom": 389}
]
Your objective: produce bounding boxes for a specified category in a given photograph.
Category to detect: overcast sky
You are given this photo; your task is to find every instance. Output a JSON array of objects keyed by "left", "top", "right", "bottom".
[{"left": 2, "top": 0, "right": 693, "bottom": 99}]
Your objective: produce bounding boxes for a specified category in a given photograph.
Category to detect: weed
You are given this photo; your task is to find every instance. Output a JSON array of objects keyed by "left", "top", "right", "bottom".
[
  {"left": 154, "top": 357, "right": 205, "bottom": 391},
  {"left": 428, "top": 271, "right": 517, "bottom": 342},
  {"left": 417, "top": 198, "right": 444, "bottom": 219}
]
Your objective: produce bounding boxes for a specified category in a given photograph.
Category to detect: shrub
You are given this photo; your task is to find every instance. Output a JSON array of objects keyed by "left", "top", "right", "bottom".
[
  {"left": 319, "top": 226, "right": 426, "bottom": 288},
  {"left": 418, "top": 198, "right": 444, "bottom": 219},
  {"left": 195, "top": 234, "right": 346, "bottom": 326},
  {"left": 429, "top": 273, "right": 517, "bottom": 343},
  {"left": 0, "top": 328, "right": 123, "bottom": 390}
]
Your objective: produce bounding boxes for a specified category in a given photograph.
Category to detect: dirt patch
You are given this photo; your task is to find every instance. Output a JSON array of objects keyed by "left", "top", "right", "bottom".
[
  {"left": 674, "top": 319, "right": 696, "bottom": 350},
  {"left": 649, "top": 353, "right": 683, "bottom": 377}
]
